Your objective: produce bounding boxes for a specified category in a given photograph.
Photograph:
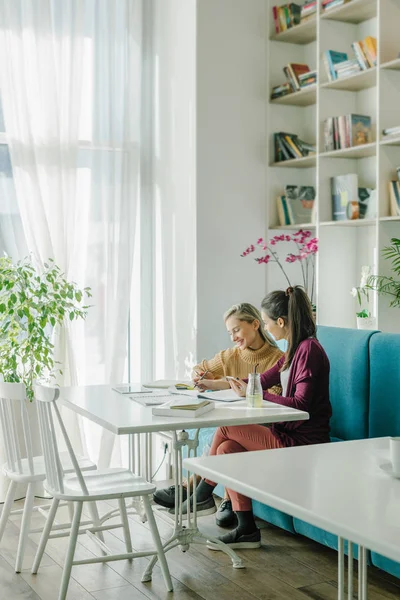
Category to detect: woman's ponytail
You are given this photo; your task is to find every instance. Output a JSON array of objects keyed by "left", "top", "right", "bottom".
[{"left": 261, "top": 285, "right": 315, "bottom": 370}]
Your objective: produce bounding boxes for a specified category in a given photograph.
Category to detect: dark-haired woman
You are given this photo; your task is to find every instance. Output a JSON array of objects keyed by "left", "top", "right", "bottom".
[{"left": 189, "top": 286, "right": 332, "bottom": 550}]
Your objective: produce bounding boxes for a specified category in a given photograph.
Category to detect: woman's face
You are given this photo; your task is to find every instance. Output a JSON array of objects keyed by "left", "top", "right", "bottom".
[
  {"left": 225, "top": 316, "right": 260, "bottom": 350},
  {"left": 261, "top": 311, "right": 287, "bottom": 341}
]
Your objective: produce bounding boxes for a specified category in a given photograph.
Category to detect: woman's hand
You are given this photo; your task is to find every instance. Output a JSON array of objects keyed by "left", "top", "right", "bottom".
[
  {"left": 195, "top": 379, "right": 230, "bottom": 392},
  {"left": 192, "top": 370, "right": 215, "bottom": 385},
  {"left": 228, "top": 378, "right": 247, "bottom": 397}
]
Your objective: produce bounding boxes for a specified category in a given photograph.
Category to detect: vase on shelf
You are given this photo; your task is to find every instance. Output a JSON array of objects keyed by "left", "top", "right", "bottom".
[{"left": 356, "top": 316, "right": 377, "bottom": 331}]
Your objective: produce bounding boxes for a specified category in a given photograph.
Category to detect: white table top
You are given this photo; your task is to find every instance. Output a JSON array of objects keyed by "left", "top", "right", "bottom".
[
  {"left": 184, "top": 437, "right": 400, "bottom": 563},
  {"left": 59, "top": 385, "right": 309, "bottom": 435}
]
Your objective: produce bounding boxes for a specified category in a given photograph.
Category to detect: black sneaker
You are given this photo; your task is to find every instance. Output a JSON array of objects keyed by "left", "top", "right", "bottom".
[
  {"left": 168, "top": 495, "right": 216, "bottom": 519},
  {"left": 207, "top": 527, "right": 261, "bottom": 550},
  {"left": 215, "top": 499, "right": 237, "bottom": 528},
  {"left": 153, "top": 485, "right": 187, "bottom": 509}
]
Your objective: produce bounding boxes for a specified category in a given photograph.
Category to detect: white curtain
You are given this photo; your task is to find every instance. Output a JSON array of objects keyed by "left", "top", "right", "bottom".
[
  {"left": 0, "top": 0, "right": 142, "bottom": 467},
  {"left": 153, "top": 0, "right": 197, "bottom": 380}
]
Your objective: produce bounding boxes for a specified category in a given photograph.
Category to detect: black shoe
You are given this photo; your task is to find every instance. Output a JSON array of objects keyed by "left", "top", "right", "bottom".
[
  {"left": 215, "top": 499, "right": 237, "bottom": 528},
  {"left": 168, "top": 495, "right": 216, "bottom": 519},
  {"left": 153, "top": 485, "right": 187, "bottom": 509},
  {"left": 207, "top": 527, "right": 261, "bottom": 550}
]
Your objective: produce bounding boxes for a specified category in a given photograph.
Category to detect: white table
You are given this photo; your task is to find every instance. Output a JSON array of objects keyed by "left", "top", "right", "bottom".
[
  {"left": 59, "top": 384, "right": 309, "bottom": 577},
  {"left": 184, "top": 437, "right": 400, "bottom": 600}
]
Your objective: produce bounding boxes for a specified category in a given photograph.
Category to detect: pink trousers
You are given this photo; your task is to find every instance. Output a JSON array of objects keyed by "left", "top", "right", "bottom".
[{"left": 204, "top": 425, "right": 284, "bottom": 511}]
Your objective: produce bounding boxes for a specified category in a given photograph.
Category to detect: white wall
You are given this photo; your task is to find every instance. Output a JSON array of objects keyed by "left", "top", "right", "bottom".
[{"left": 196, "top": 0, "right": 267, "bottom": 360}]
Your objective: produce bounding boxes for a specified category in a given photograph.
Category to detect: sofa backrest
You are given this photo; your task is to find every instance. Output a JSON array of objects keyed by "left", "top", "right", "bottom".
[
  {"left": 317, "top": 326, "right": 376, "bottom": 441},
  {"left": 369, "top": 332, "right": 400, "bottom": 437}
]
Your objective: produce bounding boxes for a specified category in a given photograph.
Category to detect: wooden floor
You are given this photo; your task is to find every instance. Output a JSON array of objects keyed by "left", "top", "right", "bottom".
[{"left": 1, "top": 496, "right": 400, "bottom": 600}]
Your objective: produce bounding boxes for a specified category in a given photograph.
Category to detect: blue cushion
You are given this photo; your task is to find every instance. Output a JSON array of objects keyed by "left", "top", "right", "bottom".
[
  {"left": 371, "top": 553, "right": 400, "bottom": 578},
  {"left": 317, "top": 326, "right": 377, "bottom": 440},
  {"left": 369, "top": 333, "right": 400, "bottom": 437}
]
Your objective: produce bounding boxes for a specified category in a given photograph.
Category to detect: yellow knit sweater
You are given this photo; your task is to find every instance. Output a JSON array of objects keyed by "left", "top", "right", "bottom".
[{"left": 194, "top": 342, "right": 283, "bottom": 395}]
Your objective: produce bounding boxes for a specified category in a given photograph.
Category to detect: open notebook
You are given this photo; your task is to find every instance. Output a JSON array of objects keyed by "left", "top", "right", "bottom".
[{"left": 168, "top": 386, "right": 241, "bottom": 403}]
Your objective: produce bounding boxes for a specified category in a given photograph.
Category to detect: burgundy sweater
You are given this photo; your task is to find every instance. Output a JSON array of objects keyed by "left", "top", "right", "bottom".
[{"left": 259, "top": 338, "right": 332, "bottom": 447}]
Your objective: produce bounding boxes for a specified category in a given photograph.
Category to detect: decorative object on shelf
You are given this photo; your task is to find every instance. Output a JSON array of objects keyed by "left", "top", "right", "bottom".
[
  {"left": 364, "top": 238, "right": 400, "bottom": 309},
  {"left": 0, "top": 255, "right": 91, "bottom": 400},
  {"left": 331, "top": 174, "right": 377, "bottom": 221},
  {"left": 351, "top": 265, "right": 376, "bottom": 330},
  {"left": 242, "top": 230, "right": 318, "bottom": 307}
]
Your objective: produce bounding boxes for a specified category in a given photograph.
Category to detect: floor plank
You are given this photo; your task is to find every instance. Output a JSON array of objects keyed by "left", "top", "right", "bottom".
[{"left": 1, "top": 497, "right": 400, "bottom": 600}]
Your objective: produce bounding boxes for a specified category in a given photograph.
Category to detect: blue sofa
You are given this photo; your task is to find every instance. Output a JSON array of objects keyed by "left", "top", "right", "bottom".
[{"left": 188, "top": 326, "right": 400, "bottom": 580}]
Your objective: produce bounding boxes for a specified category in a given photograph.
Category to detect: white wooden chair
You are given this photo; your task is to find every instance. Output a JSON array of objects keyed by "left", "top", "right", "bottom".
[
  {"left": 0, "top": 382, "right": 97, "bottom": 572},
  {"left": 32, "top": 384, "right": 173, "bottom": 600}
]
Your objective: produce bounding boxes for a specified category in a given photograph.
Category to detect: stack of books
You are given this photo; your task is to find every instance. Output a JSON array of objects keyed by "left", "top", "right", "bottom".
[
  {"left": 298, "top": 70, "right": 317, "bottom": 88},
  {"left": 272, "top": 2, "right": 317, "bottom": 34},
  {"left": 382, "top": 126, "right": 400, "bottom": 139},
  {"left": 322, "top": 0, "right": 350, "bottom": 11},
  {"left": 323, "top": 39, "right": 377, "bottom": 82},
  {"left": 270, "top": 63, "right": 316, "bottom": 99},
  {"left": 272, "top": 4, "right": 301, "bottom": 33},
  {"left": 274, "top": 132, "right": 316, "bottom": 162},
  {"left": 301, "top": 1, "right": 317, "bottom": 21},
  {"left": 323, "top": 114, "right": 372, "bottom": 152},
  {"left": 277, "top": 186, "right": 316, "bottom": 226}
]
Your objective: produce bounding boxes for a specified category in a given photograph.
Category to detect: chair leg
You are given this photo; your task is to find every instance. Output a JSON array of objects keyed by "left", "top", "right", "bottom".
[
  {"left": 142, "top": 495, "right": 173, "bottom": 592},
  {"left": 15, "top": 482, "right": 35, "bottom": 573},
  {"left": 88, "top": 501, "right": 105, "bottom": 543},
  {"left": 0, "top": 480, "right": 17, "bottom": 542},
  {"left": 32, "top": 498, "right": 60, "bottom": 574},
  {"left": 118, "top": 497, "right": 132, "bottom": 553},
  {"left": 59, "top": 502, "right": 82, "bottom": 600},
  {"left": 67, "top": 501, "right": 74, "bottom": 522}
]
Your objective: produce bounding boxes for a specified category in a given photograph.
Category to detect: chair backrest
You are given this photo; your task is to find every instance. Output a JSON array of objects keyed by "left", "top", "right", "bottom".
[
  {"left": 33, "top": 384, "right": 89, "bottom": 496},
  {"left": 0, "top": 382, "right": 36, "bottom": 477}
]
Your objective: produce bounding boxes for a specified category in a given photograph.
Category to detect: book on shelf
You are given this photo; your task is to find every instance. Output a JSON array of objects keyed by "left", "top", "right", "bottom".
[
  {"left": 322, "top": 0, "right": 350, "bottom": 11},
  {"left": 272, "top": 4, "right": 303, "bottom": 35},
  {"left": 323, "top": 50, "right": 348, "bottom": 82},
  {"left": 277, "top": 196, "right": 294, "bottom": 226},
  {"left": 389, "top": 181, "right": 400, "bottom": 217},
  {"left": 382, "top": 126, "right": 400, "bottom": 138},
  {"left": 271, "top": 64, "right": 316, "bottom": 100},
  {"left": 323, "top": 114, "right": 372, "bottom": 152},
  {"left": 274, "top": 132, "right": 316, "bottom": 162},
  {"left": 323, "top": 38, "right": 376, "bottom": 82},
  {"left": 152, "top": 397, "right": 215, "bottom": 418}
]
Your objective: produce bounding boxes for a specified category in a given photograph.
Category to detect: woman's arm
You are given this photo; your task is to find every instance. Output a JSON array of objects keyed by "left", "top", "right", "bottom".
[
  {"left": 192, "top": 354, "right": 225, "bottom": 380},
  {"left": 263, "top": 345, "right": 320, "bottom": 412},
  {"left": 258, "top": 355, "right": 285, "bottom": 389}
]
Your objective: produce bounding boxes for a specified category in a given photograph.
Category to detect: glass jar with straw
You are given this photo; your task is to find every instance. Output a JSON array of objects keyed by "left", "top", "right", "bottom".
[{"left": 246, "top": 363, "right": 263, "bottom": 408}]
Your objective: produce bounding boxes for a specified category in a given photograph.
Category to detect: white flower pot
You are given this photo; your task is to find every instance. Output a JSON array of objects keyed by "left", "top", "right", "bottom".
[{"left": 357, "top": 316, "right": 377, "bottom": 330}]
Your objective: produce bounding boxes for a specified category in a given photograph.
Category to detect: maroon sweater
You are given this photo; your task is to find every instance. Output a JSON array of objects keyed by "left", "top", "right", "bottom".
[{"left": 260, "top": 338, "right": 332, "bottom": 447}]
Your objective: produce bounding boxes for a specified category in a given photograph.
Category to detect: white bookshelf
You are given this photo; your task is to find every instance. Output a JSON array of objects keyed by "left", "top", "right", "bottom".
[{"left": 266, "top": 0, "right": 400, "bottom": 332}]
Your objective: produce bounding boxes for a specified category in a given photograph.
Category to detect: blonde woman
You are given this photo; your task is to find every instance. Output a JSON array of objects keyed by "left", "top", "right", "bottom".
[{"left": 153, "top": 303, "right": 283, "bottom": 526}]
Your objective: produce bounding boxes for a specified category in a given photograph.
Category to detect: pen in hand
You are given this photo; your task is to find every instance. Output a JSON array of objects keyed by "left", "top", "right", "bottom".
[{"left": 194, "top": 369, "right": 210, "bottom": 388}]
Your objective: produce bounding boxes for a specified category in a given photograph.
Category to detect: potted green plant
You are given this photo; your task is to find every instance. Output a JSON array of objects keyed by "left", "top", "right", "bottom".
[
  {"left": 0, "top": 254, "right": 91, "bottom": 400},
  {"left": 350, "top": 266, "right": 376, "bottom": 330},
  {"left": 365, "top": 237, "right": 400, "bottom": 309}
]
